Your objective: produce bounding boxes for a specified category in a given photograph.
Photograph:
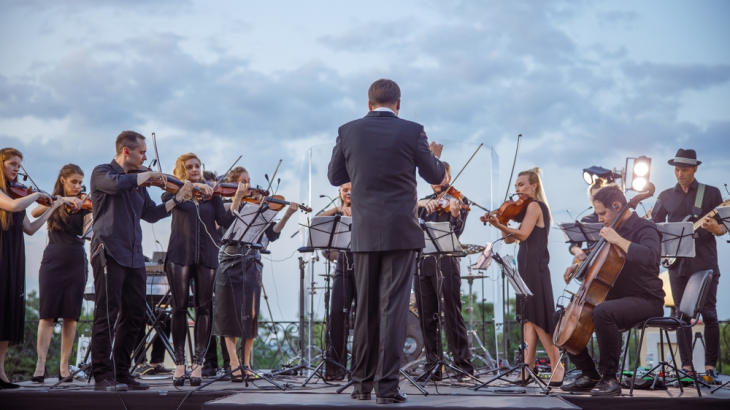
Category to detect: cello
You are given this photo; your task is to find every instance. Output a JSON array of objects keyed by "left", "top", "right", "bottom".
[{"left": 553, "top": 183, "right": 655, "bottom": 355}]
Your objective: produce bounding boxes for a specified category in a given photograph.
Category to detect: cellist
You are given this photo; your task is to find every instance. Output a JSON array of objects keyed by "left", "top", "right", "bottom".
[{"left": 560, "top": 185, "right": 664, "bottom": 396}]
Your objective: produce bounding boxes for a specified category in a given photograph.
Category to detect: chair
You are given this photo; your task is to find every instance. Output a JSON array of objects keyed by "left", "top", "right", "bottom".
[{"left": 622, "top": 269, "right": 713, "bottom": 397}]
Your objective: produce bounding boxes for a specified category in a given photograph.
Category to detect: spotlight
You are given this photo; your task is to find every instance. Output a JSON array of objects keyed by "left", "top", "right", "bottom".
[
  {"left": 629, "top": 156, "right": 651, "bottom": 191},
  {"left": 582, "top": 166, "right": 615, "bottom": 185}
]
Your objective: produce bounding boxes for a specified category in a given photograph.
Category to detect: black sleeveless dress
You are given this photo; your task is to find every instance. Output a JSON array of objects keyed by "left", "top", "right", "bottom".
[
  {"left": 0, "top": 210, "right": 26, "bottom": 344},
  {"left": 38, "top": 209, "right": 90, "bottom": 321},
  {"left": 514, "top": 201, "right": 555, "bottom": 334}
]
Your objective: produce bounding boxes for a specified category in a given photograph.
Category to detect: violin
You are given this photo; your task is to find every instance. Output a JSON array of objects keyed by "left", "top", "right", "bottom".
[
  {"left": 482, "top": 193, "right": 533, "bottom": 225},
  {"left": 239, "top": 191, "right": 313, "bottom": 213},
  {"left": 7, "top": 180, "right": 59, "bottom": 207},
  {"left": 434, "top": 186, "right": 472, "bottom": 214},
  {"left": 130, "top": 166, "right": 206, "bottom": 198},
  {"left": 65, "top": 193, "right": 93, "bottom": 214}
]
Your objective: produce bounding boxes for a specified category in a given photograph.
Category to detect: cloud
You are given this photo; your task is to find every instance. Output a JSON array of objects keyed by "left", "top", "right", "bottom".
[{"left": 596, "top": 10, "right": 641, "bottom": 29}]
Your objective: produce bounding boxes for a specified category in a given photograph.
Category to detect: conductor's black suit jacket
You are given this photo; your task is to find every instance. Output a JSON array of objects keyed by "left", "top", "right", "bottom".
[{"left": 327, "top": 110, "right": 445, "bottom": 252}]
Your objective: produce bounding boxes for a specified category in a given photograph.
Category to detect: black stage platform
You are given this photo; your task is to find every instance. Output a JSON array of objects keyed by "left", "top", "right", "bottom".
[{"left": 2, "top": 373, "right": 729, "bottom": 410}]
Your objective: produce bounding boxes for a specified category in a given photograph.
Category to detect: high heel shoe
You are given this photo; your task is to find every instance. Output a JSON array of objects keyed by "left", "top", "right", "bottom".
[
  {"left": 31, "top": 366, "right": 47, "bottom": 383},
  {"left": 59, "top": 365, "right": 73, "bottom": 383},
  {"left": 0, "top": 378, "right": 20, "bottom": 389},
  {"left": 172, "top": 375, "right": 186, "bottom": 387},
  {"left": 230, "top": 371, "right": 244, "bottom": 383}
]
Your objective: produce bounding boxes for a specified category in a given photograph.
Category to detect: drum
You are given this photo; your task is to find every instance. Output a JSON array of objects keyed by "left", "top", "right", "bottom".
[{"left": 402, "top": 311, "right": 423, "bottom": 366}]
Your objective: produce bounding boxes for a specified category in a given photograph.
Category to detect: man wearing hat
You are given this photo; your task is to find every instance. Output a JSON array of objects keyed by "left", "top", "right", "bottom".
[{"left": 652, "top": 148, "right": 727, "bottom": 384}]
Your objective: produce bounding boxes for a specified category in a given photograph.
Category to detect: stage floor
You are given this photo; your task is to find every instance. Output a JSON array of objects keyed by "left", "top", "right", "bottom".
[{"left": 2, "top": 371, "right": 729, "bottom": 410}]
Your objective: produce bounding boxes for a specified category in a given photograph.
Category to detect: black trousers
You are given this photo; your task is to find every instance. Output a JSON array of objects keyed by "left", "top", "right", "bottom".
[
  {"left": 132, "top": 315, "right": 170, "bottom": 365},
  {"left": 204, "top": 335, "right": 231, "bottom": 369},
  {"left": 91, "top": 252, "right": 146, "bottom": 382},
  {"left": 166, "top": 262, "right": 216, "bottom": 365},
  {"left": 325, "top": 270, "right": 357, "bottom": 378},
  {"left": 567, "top": 297, "right": 664, "bottom": 377},
  {"left": 414, "top": 258, "right": 473, "bottom": 375},
  {"left": 670, "top": 270, "right": 720, "bottom": 368},
  {"left": 352, "top": 250, "right": 415, "bottom": 397}
]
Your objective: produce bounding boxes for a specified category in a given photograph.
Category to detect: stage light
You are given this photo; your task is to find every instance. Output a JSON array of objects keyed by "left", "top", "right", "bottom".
[
  {"left": 582, "top": 166, "right": 615, "bottom": 185},
  {"left": 629, "top": 156, "right": 651, "bottom": 191}
]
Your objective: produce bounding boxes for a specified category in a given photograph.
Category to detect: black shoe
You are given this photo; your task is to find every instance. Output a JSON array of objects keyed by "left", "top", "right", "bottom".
[
  {"left": 58, "top": 366, "right": 73, "bottom": 383},
  {"left": 705, "top": 369, "right": 722, "bottom": 385},
  {"left": 230, "top": 370, "right": 244, "bottom": 383},
  {"left": 117, "top": 375, "right": 150, "bottom": 391},
  {"left": 94, "top": 378, "right": 128, "bottom": 391},
  {"left": 31, "top": 366, "right": 47, "bottom": 384},
  {"left": 152, "top": 364, "right": 173, "bottom": 374},
  {"left": 201, "top": 363, "right": 217, "bottom": 378},
  {"left": 351, "top": 390, "right": 372, "bottom": 400},
  {"left": 416, "top": 370, "right": 442, "bottom": 383},
  {"left": 0, "top": 378, "right": 20, "bottom": 389},
  {"left": 376, "top": 389, "right": 407, "bottom": 404},
  {"left": 561, "top": 373, "right": 600, "bottom": 392},
  {"left": 590, "top": 375, "right": 621, "bottom": 396},
  {"left": 190, "top": 377, "right": 202, "bottom": 387},
  {"left": 173, "top": 376, "right": 186, "bottom": 386},
  {"left": 548, "top": 380, "right": 563, "bottom": 387}
]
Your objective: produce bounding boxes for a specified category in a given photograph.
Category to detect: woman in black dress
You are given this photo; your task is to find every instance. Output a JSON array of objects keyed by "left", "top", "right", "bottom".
[
  {"left": 0, "top": 148, "right": 63, "bottom": 389},
  {"left": 483, "top": 167, "right": 564, "bottom": 385},
  {"left": 163, "top": 153, "right": 245, "bottom": 386},
  {"left": 30, "top": 164, "right": 90, "bottom": 383},
  {"left": 319, "top": 182, "right": 356, "bottom": 380},
  {"left": 213, "top": 167, "right": 298, "bottom": 381}
]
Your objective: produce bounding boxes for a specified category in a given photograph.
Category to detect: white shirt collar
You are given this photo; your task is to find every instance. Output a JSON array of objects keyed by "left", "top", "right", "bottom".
[{"left": 373, "top": 107, "right": 395, "bottom": 114}]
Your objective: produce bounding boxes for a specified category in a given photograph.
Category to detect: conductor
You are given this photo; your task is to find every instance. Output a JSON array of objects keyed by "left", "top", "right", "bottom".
[{"left": 328, "top": 79, "right": 445, "bottom": 404}]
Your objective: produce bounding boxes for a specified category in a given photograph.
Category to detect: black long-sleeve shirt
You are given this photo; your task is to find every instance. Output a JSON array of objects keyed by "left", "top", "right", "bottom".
[
  {"left": 90, "top": 160, "right": 170, "bottom": 268},
  {"left": 651, "top": 179, "right": 723, "bottom": 277},
  {"left": 162, "top": 193, "right": 236, "bottom": 269},
  {"left": 418, "top": 194, "right": 468, "bottom": 277},
  {"left": 606, "top": 212, "right": 664, "bottom": 302}
]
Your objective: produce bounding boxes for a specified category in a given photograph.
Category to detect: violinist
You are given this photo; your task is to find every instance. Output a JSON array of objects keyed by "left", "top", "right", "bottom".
[
  {"left": 162, "top": 153, "right": 245, "bottom": 386},
  {"left": 569, "top": 179, "right": 606, "bottom": 261},
  {"left": 89, "top": 131, "right": 192, "bottom": 392},
  {"left": 319, "top": 182, "right": 355, "bottom": 381},
  {"left": 414, "top": 162, "right": 474, "bottom": 380},
  {"left": 0, "top": 148, "right": 64, "bottom": 389},
  {"left": 212, "top": 166, "right": 299, "bottom": 381},
  {"left": 30, "top": 164, "right": 90, "bottom": 383},
  {"left": 481, "top": 167, "right": 564, "bottom": 386},
  {"left": 560, "top": 185, "right": 664, "bottom": 396}
]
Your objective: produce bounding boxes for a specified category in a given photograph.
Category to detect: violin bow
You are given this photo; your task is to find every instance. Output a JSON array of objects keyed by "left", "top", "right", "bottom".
[
  {"left": 504, "top": 134, "right": 522, "bottom": 202},
  {"left": 215, "top": 155, "right": 243, "bottom": 188},
  {"left": 151, "top": 132, "right": 163, "bottom": 174},
  {"left": 18, "top": 165, "right": 59, "bottom": 205}
]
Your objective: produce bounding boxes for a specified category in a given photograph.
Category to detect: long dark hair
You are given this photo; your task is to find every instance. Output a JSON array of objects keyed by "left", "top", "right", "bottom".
[{"left": 47, "top": 164, "right": 84, "bottom": 232}]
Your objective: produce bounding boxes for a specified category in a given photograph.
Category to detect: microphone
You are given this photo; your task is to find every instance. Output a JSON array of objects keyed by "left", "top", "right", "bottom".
[
  {"left": 265, "top": 174, "right": 269, "bottom": 182},
  {"left": 574, "top": 206, "right": 593, "bottom": 221},
  {"left": 315, "top": 194, "right": 338, "bottom": 216}
]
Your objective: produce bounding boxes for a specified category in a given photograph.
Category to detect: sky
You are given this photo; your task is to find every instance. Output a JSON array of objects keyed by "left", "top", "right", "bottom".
[{"left": 2, "top": 1, "right": 729, "bottom": 330}]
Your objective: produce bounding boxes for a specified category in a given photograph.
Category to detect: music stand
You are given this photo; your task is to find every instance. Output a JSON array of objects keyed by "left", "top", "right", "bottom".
[
  {"left": 197, "top": 203, "right": 286, "bottom": 391},
  {"left": 473, "top": 252, "right": 548, "bottom": 394},
  {"left": 717, "top": 207, "right": 730, "bottom": 242},
  {"left": 558, "top": 222, "right": 603, "bottom": 245},
  {"left": 298, "top": 215, "right": 353, "bottom": 387},
  {"left": 416, "top": 221, "right": 479, "bottom": 388},
  {"left": 656, "top": 222, "right": 696, "bottom": 264}
]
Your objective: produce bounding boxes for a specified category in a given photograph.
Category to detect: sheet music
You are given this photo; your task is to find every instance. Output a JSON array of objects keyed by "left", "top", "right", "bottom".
[
  {"left": 305, "top": 215, "right": 352, "bottom": 250},
  {"left": 656, "top": 222, "right": 695, "bottom": 258},
  {"left": 422, "top": 221, "right": 463, "bottom": 255},
  {"left": 717, "top": 206, "right": 730, "bottom": 232},
  {"left": 222, "top": 204, "right": 279, "bottom": 245},
  {"left": 558, "top": 222, "right": 603, "bottom": 243},
  {"left": 494, "top": 253, "right": 533, "bottom": 296}
]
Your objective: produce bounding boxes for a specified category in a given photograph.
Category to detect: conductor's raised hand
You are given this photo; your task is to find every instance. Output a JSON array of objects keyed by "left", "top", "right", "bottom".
[{"left": 429, "top": 141, "right": 443, "bottom": 159}]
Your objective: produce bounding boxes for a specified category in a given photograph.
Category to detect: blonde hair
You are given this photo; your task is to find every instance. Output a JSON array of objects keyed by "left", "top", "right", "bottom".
[
  {"left": 518, "top": 167, "right": 552, "bottom": 223},
  {"left": 0, "top": 147, "right": 24, "bottom": 230},
  {"left": 226, "top": 166, "right": 248, "bottom": 183},
  {"left": 172, "top": 153, "right": 202, "bottom": 182},
  {"left": 588, "top": 178, "right": 607, "bottom": 201}
]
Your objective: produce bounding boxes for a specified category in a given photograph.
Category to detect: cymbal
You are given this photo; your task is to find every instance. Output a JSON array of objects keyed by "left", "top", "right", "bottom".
[
  {"left": 461, "top": 243, "right": 485, "bottom": 255},
  {"left": 461, "top": 274, "right": 489, "bottom": 280}
]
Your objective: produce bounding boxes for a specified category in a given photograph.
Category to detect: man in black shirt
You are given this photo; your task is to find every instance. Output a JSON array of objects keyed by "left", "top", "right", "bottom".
[
  {"left": 651, "top": 149, "right": 727, "bottom": 384},
  {"left": 560, "top": 185, "right": 664, "bottom": 396},
  {"left": 89, "top": 131, "right": 192, "bottom": 391},
  {"left": 414, "top": 162, "right": 473, "bottom": 381}
]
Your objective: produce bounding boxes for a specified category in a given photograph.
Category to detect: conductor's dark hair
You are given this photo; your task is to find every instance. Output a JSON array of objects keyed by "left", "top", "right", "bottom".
[
  {"left": 368, "top": 79, "right": 401, "bottom": 105},
  {"left": 115, "top": 131, "right": 146, "bottom": 155},
  {"left": 592, "top": 184, "right": 627, "bottom": 210}
]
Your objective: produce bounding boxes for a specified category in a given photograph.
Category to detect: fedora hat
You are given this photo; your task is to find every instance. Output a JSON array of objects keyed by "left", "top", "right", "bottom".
[{"left": 668, "top": 148, "right": 701, "bottom": 167}]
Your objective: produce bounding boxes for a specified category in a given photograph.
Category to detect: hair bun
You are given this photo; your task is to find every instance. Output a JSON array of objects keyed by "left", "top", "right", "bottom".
[{"left": 528, "top": 167, "right": 542, "bottom": 175}]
